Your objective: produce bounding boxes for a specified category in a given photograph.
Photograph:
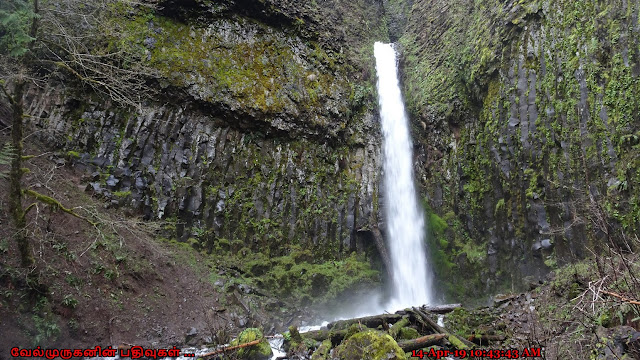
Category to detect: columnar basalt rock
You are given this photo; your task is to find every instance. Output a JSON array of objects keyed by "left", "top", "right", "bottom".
[{"left": 20, "top": 0, "right": 388, "bottom": 260}]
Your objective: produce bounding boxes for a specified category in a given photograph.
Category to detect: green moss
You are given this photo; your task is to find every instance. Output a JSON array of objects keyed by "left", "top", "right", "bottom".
[
  {"left": 231, "top": 328, "right": 273, "bottom": 360},
  {"left": 253, "top": 252, "right": 379, "bottom": 306},
  {"left": 112, "top": 190, "right": 131, "bottom": 198},
  {"left": 447, "top": 334, "right": 469, "bottom": 350},
  {"left": 445, "top": 308, "right": 498, "bottom": 339},
  {"left": 65, "top": 150, "right": 81, "bottom": 159},
  {"left": 398, "top": 327, "right": 420, "bottom": 341},
  {"left": 311, "top": 339, "right": 332, "bottom": 360},
  {"left": 334, "top": 330, "right": 405, "bottom": 360}
]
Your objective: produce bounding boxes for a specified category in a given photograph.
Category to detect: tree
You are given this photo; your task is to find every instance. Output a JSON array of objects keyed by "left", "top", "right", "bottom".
[
  {"left": 1, "top": 0, "right": 157, "bottom": 268},
  {"left": 0, "top": 0, "right": 37, "bottom": 267},
  {"left": 34, "top": 0, "right": 158, "bottom": 108},
  {"left": 1, "top": 80, "right": 34, "bottom": 267},
  {"left": 0, "top": 0, "right": 36, "bottom": 56}
]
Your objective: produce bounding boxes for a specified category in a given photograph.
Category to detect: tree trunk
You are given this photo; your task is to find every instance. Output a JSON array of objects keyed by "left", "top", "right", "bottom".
[
  {"left": 298, "top": 328, "right": 349, "bottom": 346},
  {"left": 5, "top": 82, "right": 33, "bottom": 267},
  {"left": 421, "top": 304, "right": 462, "bottom": 314},
  {"left": 398, "top": 334, "right": 448, "bottom": 352},
  {"left": 371, "top": 225, "right": 392, "bottom": 279},
  {"left": 410, "top": 307, "right": 475, "bottom": 349},
  {"left": 467, "top": 334, "right": 506, "bottom": 345},
  {"left": 327, "top": 313, "right": 403, "bottom": 330}
]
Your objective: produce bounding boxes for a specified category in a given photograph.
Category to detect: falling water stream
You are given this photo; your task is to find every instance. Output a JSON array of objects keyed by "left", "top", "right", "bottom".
[
  {"left": 271, "top": 42, "right": 438, "bottom": 357},
  {"left": 374, "top": 42, "right": 435, "bottom": 311}
]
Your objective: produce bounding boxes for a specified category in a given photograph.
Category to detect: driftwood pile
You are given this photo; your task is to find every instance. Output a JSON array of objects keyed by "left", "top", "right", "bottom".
[{"left": 283, "top": 304, "right": 507, "bottom": 359}]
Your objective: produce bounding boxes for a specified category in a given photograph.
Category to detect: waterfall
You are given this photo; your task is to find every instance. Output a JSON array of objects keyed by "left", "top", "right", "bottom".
[{"left": 374, "top": 42, "right": 435, "bottom": 310}]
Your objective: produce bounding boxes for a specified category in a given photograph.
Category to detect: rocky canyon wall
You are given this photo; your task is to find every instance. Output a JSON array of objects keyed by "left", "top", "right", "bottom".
[
  {"left": 22, "top": 0, "right": 389, "bottom": 260},
  {"left": 401, "top": 0, "right": 640, "bottom": 302}
]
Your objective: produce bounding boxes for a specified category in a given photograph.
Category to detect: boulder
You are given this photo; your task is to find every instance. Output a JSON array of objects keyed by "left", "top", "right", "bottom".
[{"left": 334, "top": 330, "right": 405, "bottom": 360}]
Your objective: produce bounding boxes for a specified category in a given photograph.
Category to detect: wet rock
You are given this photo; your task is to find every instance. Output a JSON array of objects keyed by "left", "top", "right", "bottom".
[
  {"left": 185, "top": 327, "right": 198, "bottom": 346},
  {"left": 595, "top": 326, "right": 640, "bottom": 360},
  {"left": 238, "top": 317, "right": 248, "bottom": 327},
  {"left": 105, "top": 175, "right": 119, "bottom": 188},
  {"left": 532, "top": 238, "right": 553, "bottom": 252},
  {"left": 493, "top": 293, "right": 518, "bottom": 306},
  {"left": 238, "top": 284, "right": 252, "bottom": 294},
  {"left": 87, "top": 182, "right": 104, "bottom": 195}
]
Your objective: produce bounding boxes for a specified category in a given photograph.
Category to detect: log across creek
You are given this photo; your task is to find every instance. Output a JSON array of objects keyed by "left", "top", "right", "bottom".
[{"left": 285, "top": 303, "right": 503, "bottom": 357}]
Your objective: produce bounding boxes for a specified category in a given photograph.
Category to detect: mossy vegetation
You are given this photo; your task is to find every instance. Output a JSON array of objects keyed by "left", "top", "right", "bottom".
[
  {"left": 334, "top": 330, "right": 406, "bottom": 360},
  {"left": 104, "top": 1, "right": 383, "bottom": 139},
  {"left": 424, "top": 204, "right": 487, "bottom": 304},
  {"left": 230, "top": 328, "right": 273, "bottom": 360},
  {"left": 403, "top": 0, "right": 640, "bottom": 301},
  {"left": 225, "top": 246, "right": 379, "bottom": 307}
]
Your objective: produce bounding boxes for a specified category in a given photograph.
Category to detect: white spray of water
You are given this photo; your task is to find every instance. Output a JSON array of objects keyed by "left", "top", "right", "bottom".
[{"left": 374, "top": 42, "right": 435, "bottom": 311}]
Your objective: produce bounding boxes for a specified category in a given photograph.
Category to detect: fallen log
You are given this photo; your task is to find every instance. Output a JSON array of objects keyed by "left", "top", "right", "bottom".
[
  {"left": 370, "top": 225, "right": 393, "bottom": 280},
  {"left": 410, "top": 307, "right": 475, "bottom": 349},
  {"left": 408, "top": 307, "right": 445, "bottom": 334},
  {"left": 327, "top": 313, "right": 403, "bottom": 330},
  {"left": 389, "top": 316, "right": 411, "bottom": 339},
  {"left": 200, "top": 339, "right": 261, "bottom": 358},
  {"left": 299, "top": 328, "right": 349, "bottom": 346},
  {"left": 467, "top": 334, "right": 506, "bottom": 345},
  {"left": 398, "top": 334, "right": 448, "bottom": 352},
  {"left": 421, "top": 304, "right": 462, "bottom": 314}
]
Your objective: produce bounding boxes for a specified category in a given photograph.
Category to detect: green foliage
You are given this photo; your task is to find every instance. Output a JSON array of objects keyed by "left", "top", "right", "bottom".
[
  {"left": 31, "top": 297, "right": 60, "bottom": 345},
  {"left": 230, "top": 328, "right": 273, "bottom": 360},
  {"left": 250, "top": 251, "right": 380, "bottom": 306},
  {"left": 61, "top": 294, "right": 78, "bottom": 309},
  {"left": 65, "top": 150, "right": 81, "bottom": 159},
  {"left": 0, "top": 142, "right": 15, "bottom": 179},
  {"left": 445, "top": 307, "right": 498, "bottom": 338},
  {"left": 0, "top": 0, "right": 35, "bottom": 57},
  {"left": 550, "top": 262, "right": 593, "bottom": 300}
]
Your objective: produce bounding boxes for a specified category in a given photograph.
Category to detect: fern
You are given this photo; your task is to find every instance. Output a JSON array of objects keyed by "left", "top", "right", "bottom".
[{"left": 0, "top": 142, "right": 15, "bottom": 179}]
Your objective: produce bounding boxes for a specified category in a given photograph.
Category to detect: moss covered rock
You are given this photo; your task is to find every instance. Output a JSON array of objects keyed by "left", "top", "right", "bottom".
[
  {"left": 230, "top": 328, "right": 273, "bottom": 360},
  {"left": 310, "top": 339, "right": 332, "bottom": 360},
  {"left": 334, "top": 330, "right": 406, "bottom": 360}
]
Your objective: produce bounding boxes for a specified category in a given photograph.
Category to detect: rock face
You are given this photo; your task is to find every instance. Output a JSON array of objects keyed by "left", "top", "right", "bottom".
[
  {"left": 400, "top": 0, "right": 640, "bottom": 301},
  {"left": 22, "top": 0, "right": 388, "bottom": 259}
]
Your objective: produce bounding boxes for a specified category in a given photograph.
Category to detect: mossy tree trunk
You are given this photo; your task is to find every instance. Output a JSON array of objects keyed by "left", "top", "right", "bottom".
[{"left": 4, "top": 81, "right": 34, "bottom": 267}]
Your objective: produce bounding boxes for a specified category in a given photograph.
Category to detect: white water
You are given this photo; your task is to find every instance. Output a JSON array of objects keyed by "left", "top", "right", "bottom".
[{"left": 375, "top": 42, "right": 434, "bottom": 311}]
